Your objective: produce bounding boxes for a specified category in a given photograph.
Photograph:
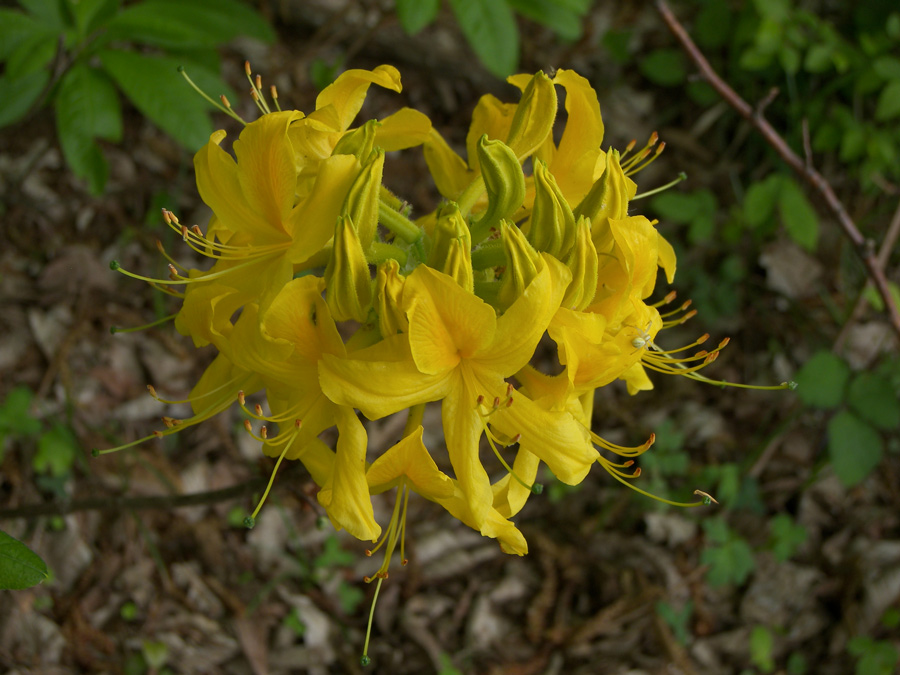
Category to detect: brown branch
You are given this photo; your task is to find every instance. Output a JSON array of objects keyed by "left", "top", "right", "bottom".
[
  {"left": 655, "top": 0, "right": 900, "bottom": 341},
  {"left": 0, "top": 477, "right": 266, "bottom": 520}
]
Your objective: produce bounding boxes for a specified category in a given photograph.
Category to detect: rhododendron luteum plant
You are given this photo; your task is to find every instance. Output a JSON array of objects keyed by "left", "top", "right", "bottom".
[{"left": 103, "top": 64, "right": 792, "bottom": 662}]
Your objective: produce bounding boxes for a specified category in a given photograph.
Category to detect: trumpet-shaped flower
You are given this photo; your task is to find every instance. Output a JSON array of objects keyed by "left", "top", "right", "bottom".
[{"left": 319, "top": 255, "right": 598, "bottom": 531}]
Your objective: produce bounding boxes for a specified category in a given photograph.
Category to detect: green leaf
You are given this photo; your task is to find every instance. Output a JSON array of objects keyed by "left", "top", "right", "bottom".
[
  {"left": 862, "top": 280, "right": 900, "bottom": 313},
  {"left": 55, "top": 64, "right": 121, "bottom": 193},
  {"left": 0, "top": 69, "right": 50, "bottom": 128},
  {"left": 0, "top": 9, "right": 45, "bottom": 60},
  {"left": 777, "top": 178, "right": 818, "bottom": 251},
  {"left": 694, "top": 1, "right": 732, "bottom": 49},
  {"left": 750, "top": 625, "right": 775, "bottom": 673},
  {"left": 0, "top": 530, "right": 49, "bottom": 590},
  {"left": 105, "top": 0, "right": 273, "bottom": 49},
  {"left": 875, "top": 80, "right": 900, "bottom": 121},
  {"left": 848, "top": 637, "right": 898, "bottom": 675},
  {"left": 34, "top": 424, "right": 78, "bottom": 477},
  {"left": 395, "top": 0, "right": 439, "bottom": 35},
  {"left": 847, "top": 371, "right": 900, "bottom": 430},
  {"left": 794, "top": 350, "right": 850, "bottom": 409},
  {"left": 640, "top": 48, "right": 688, "bottom": 86},
  {"left": 804, "top": 43, "right": 834, "bottom": 73},
  {"left": 66, "top": 0, "right": 120, "bottom": 39},
  {"left": 828, "top": 410, "right": 883, "bottom": 488},
  {"left": 701, "top": 529, "right": 755, "bottom": 587},
  {"left": 17, "top": 0, "right": 68, "bottom": 28},
  {"left": 0, "top": 386, "right": 43, "bottom": 437},
  {"left": 5, "top": 31, "right": 58, "bottom": 80},
  {"left": 98, "top": 50, "right": 216, "bottom": 150},
  {"left": 448, "top": 0, "right": 519, "bottom": 79},
  {"left": 873, "top": 56, "right": 900, "bottom": 81},
  {"left": 744, "top": 174, "right": 783, "bottom": 228},
  {"left": 601, "top": 29, "right": 631, "bottom": 64},
  {"left": 769, "top": 513, "right": 807, "bottom": 562},
  {"left": 507, "top": 0, "right": 581, "bottom": 41}
]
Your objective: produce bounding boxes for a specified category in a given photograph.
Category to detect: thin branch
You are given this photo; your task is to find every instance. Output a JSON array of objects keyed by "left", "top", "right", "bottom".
[
  {"left": 0, "top": 477, "right": 267, "bottom": 520},
  {"left": 835, "top": 199, "right": 900, "bottom": 351},
  {"left": 655, "top": 0, "right": 900, "bottom": 341}
]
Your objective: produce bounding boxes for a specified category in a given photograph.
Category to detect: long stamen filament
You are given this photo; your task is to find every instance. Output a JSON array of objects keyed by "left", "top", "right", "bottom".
[
  {"left": 178, "top": 66, "right": 247, "bottom": 125},
  {"left": 243, "top": 442, "right": 291, "bottom": 528},
  {"left": 110, "top": 313, "right": 177, "bottom": 334}
]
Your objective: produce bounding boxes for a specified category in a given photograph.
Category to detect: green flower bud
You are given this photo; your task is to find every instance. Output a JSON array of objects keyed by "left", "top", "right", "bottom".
[
  {"left": 498, "top": 220, "right": 541, "bottom": 310},
  {"left": 524, "top": 160, "right": 576, "bottom": 258},
  {"left": 428, "top": 203, "right": 474, "bottom": 292},
  {"left": 342, "top": 148, "right": 385, "bottom": 250},
  {"left": 325, "top": 215, "right": 373, "bottom": 323},
  {"left": 333, "top": 119, "right": 380, "bottom": 160},
  {"left": 562, "top": 216, "right": 599, "bottom": 311},
  {"left": 374, "top": 258, "right": 407, "bottom": 336},
  {"left": 573, "top": 149, "right": 635, "bottom": 250},
  {"left": 470, "top": 135, "right": 525, "bottom": 244},
  {"left": 505, "top": 71, "right": 557, "bottom": 161}
]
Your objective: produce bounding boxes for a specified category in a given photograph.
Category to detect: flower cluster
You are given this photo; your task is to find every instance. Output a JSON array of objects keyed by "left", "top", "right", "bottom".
[{"left": 103, "top": 65, "right": 789, "bottom": 653}]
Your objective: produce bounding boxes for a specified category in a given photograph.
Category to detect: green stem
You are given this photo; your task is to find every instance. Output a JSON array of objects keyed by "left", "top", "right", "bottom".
[
  {"left": 378, "top": 199, "right": 421, "bottom": 244},
  {"left": 471, "top": 240, "right": 506, "bottom": 269},
  {"left": 403, "top": 404, "right": 426, "bottom": 437},
  {"left": 367, "top": 241, "right": 408, "bottom": 267},
  {"left": 456, "top": 175, "right": 485, "bottom": 218}
]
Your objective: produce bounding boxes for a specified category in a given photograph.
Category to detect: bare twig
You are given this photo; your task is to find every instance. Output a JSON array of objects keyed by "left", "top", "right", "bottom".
[
  {"left": 835, "top": 199, "right": 900, "bottom": 350},
  {"left": 655, "top": 0, "right": 900, "bottom": 340}
]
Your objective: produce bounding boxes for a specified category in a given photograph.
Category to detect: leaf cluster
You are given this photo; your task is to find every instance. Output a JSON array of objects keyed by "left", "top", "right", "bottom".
[
  {"left": 393, "top": 0, "right": 593, "bottom": 79},
  {"left": 0, "top": 0, "right": 274, "bottom": 194},
  {"left": 794, "top": 351, "right": 900, "bottom": 487}
]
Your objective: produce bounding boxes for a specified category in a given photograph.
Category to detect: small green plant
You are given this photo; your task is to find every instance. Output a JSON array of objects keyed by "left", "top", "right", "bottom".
[
  {"left": 794, "top": 351, "right": 900, "bottom": 487},
  {"left": 0, "top": 386, "right": 80, "bottom": 491},
  {"left": 768, "top": 513, "right": 807, "bottom": 562},
  {"left": 656, "top": 599, "right": 693, "bottom": 645},
  {"left": 847, "top": 636, "right": 899, "bottom": 675},
  {"left": 750, "top": 625, "right": 776, "bottom": 673},
  {"left": 393, "top": 0, "right": 593, "bottom": 78},
  {"left": 700, "top": 516, "right": 755, "bottom": 587},
  {"left": 0, "top": 0, "right": 274, "bottom": 194},
  {"left": 0, "top": 529, "right": 50, "bottom": 590}
]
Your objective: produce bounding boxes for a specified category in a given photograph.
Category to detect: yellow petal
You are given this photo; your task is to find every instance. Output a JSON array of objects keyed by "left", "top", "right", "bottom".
[
  {"left": 317, "top": 408, "right": 381, "bottom": 541},
  {"left": 286, "top": 154, "right": 361, "bottom": 265},
  {"left": 319, "top": 335, "right": 454, "bottom": 419},
  {"left": 435, "top": 482, "right": 528, "bottom": 555},
  {"left": 657, "top": 230, "right": 677, "bottom": 284},
  {"left": 366, "top": 426, "right": 455, "bottom": 499},
  {"left": 405, "top": 265, "right": 497, "bottom": 372},
  {"left": 465, "top": 95, "right": 515, "bottom": 174},
  {"left": 261, "top": 275, "right": 345, "bottom": 362},
  {"left": 476, "top": 254, "right": 569, "bottom": 375},
  {"left": 374, "top": 107, "right": 432, "bottom": 150},
  {"left": 551, "top": 70, "right": 605, "bottom": 205},
  {"left": 423, "top": 128, "right": 472, "bottom": 200},
  {"left": 312, "top": 65, "right": 402, "bottom": 132}
]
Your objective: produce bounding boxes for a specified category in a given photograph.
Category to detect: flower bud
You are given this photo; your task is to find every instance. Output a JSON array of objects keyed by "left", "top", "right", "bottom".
[
  {"left": 427, "top": 203, "right": 474, "bottom": 292},
  {"left": 505, "top": 70, "right": 557, "bottom": 161},
  {"left": 573, "top": 149, "right": 635, "bottom": 250},
  {"left": 341, "top": 148, "right": 385, "bottom": 250},
  {"left": 471, "top": 135, "right": 525, "bottom": 243},
  {"left": 524, "top": 160, "right": 576, "bottom": 259},
  {"left": 561, "top": 216, "right": 599, "bottom": 311},
  {"left": 498, "top": 220, "right": 542, "bottom": 310},
  {"left": 333, "top": 118, "right": 380, "bottom": 160},
  {"left": 374, "top": 258, "right": 407, "bottom": 336},
  {"left": 325, "top": 215, "right": 373, "bottom": 322}
]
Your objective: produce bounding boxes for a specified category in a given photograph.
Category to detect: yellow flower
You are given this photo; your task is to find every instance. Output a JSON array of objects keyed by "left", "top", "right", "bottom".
[{"left": 319, "top": 256, "right": 598, "bottom": 532}]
